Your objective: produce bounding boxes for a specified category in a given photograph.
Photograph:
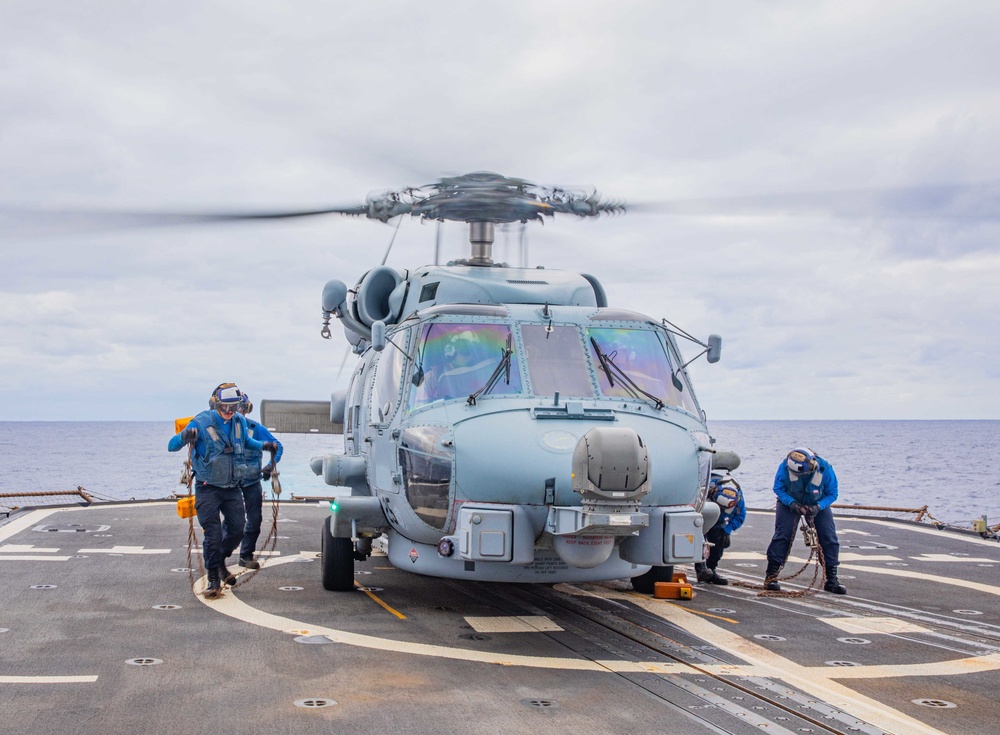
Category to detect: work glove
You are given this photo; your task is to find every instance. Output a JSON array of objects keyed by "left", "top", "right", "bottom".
[
  {"left": 262, "top": 441, "right": 278, "bottom": 454},
  {"left": 789, "top": 501, "right": 808, "bottom": 516},
  {"left": 805, "top": 504, "right": 820, "bottom": 518},
  {"left": 181, "top": 427, "right": 198, "bottom": 445},
  {"left": 262, "top": 462, "right": 275, "bottom": 481}
]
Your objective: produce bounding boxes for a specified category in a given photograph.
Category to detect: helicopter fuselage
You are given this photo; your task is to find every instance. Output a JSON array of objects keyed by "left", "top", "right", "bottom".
[{"left": 314, "top": 262, "right": 718, "bottom": 585}]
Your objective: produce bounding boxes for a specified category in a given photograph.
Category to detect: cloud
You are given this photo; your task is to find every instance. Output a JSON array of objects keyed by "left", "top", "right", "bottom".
[{"left": 2, "top": 1, "right": 999, "bottom": 419}]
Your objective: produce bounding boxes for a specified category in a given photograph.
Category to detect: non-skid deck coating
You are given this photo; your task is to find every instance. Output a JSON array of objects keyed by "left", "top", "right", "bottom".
[{"left": 2, "top": 502, "right": 998, "bottom": 735}]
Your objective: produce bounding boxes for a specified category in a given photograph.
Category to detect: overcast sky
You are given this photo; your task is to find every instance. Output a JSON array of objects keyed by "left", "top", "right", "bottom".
[{"left": 2, "top": 1, "right": 999, "bottom": 421}]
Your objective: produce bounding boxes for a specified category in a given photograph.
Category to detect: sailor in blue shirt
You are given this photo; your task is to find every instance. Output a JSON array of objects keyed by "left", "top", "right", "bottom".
[
  {"left": 169, "top": 383, "right": 276, "bottom": 598},
  {"left": 694, "top": 472, "right": 746, "bottom": 585},
  {"left": 234, "top": 393, "right": 282, "bottom": 570},
  {"left": 764, "top": 447, "right": 846, "bottom": 594}
]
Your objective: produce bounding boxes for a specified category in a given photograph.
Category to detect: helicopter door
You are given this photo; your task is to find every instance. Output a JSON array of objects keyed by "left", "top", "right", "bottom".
[{"left": 367, "top": 330, "right": 408, "bottom": 494}]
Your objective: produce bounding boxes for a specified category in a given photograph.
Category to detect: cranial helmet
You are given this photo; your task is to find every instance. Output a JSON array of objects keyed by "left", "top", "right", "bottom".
[
  {"left": 209, "top": 382, "right": 243, "bottom": 411},
  {"left": 709, "top": 472, "right": 741, "bottom": 512},
  {"left": 238, "top": 392, "right": 253, "bottom": 415},
  {"left": 786, "top": 447, "right": 818, "bottom": 476}
]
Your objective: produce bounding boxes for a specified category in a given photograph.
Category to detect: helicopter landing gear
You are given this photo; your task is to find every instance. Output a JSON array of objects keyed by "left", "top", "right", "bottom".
[
  {"left": 321, "top": 516, "right": 355, "bottom": 591},
  {"left": 630, "top": 564, "right": 675, "bottom": 594}
]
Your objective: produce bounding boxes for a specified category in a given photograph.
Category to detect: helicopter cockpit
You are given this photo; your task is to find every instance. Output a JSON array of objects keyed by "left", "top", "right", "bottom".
[{"left": 402, "top": 310, "right": 699, "bottom": 415}]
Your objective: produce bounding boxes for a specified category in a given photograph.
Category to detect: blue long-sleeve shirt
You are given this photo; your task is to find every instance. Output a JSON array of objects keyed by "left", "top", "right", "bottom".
[
  {"left": 716, "top": 497, "right": 746, "bottom": 534},
  {"left": 168, "top": 411, "right": 265, "bottom": 457},
  {"left": 246, "top": 419, "right": 282, "bottom": 463},
  {"left": 772, "top": 456, "right": 838, "bottom": 510}
]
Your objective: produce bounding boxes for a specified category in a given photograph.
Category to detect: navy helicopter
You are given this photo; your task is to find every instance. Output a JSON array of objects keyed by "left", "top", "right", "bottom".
[{"left": 256, "top": 172, "right": 739, "bottom": 593}]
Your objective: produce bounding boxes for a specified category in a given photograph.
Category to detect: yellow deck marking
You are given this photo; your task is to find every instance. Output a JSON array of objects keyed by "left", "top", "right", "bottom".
[
  {"left": 595, "top": 587, "right": 959, "bottom": 735},
  {"left": 355, "top": 580, "right": 407, "bottom": 619},
  {"left": 0, "top": 675, "right": 98, "bottom": 684},
  {"left": 822, "top": 616, "right": 930, "bottom": 635},
  {"left": 629, "top": 595, "right": 739, "bottom": 624}
]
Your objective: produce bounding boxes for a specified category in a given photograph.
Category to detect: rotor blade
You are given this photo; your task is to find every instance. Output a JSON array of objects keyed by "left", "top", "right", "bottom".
[
  {"left": 627, "top": 182, "right": 1000, "bottom": 221},
  {"left": 0, "top": 203, "right": 374, "bottom": 237}
]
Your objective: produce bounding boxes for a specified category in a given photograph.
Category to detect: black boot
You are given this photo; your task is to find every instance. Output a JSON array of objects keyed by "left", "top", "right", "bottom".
[
  {"left": 764, "top": 561, "right": 782, "bottom": 591},
  {"left": 219, "top": 565, "right": 238, "bottom": 586},
  {"left": 204, "top": 568, "right": 222, "bottom": 599},
  {"left": 239, "top": 556, "right": 261, "bottom": 570},
  {"left": 695, "top": 562, "right": 712, "bottom": 583},
  {"left": 705, "top": 566, "right": 728, "bottom": 585},
  {"left": 824, "top": 565, "right": 847, "bottom": 595}
]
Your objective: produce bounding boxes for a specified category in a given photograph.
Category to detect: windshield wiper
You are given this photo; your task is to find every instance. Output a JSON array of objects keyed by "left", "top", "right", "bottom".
[
  {"left": 589, "top": 337, "right": 665, "bottom": 410},
  {"left": 467, "top": 335, "right": 514, "bottom": 405}
]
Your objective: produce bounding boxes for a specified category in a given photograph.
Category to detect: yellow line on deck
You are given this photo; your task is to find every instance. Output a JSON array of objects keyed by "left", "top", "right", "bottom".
[{"left": 355, "top": 580, "right": 406, "bottom": 619}]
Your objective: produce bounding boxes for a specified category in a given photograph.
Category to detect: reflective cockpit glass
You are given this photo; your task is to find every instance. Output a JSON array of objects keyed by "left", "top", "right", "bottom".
[
  {"left": 522, "top": 324, "right": 595, "bottom": 398},
  {"left": 409, "top": 323, "right": 523, "bottom": 408},
  {"left": 587, "top": 327, "right": 699, "bottom": 414},
  {"left": 398, "top": 426, "right": 452, "bottom": 530}
]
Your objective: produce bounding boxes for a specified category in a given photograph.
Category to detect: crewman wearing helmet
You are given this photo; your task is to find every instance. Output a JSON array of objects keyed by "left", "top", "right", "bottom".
[
  {"left": 764, "top": 447, "right": 846, "bottom": 594},
  {"left": 694, "top": 472, "right": 746, "bottom": 585},
  {"left": 234, "top": 393, "right": 282, "bottom": 570},
  {"left": 168, "top": 383, "right": 276, "bottom": 598}
]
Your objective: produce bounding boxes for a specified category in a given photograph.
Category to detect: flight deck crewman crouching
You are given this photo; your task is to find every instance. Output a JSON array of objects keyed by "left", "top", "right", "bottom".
[
  {"left": 168, "top": 384, "right": 276, "bottom": 598},
  {"left": 234, "top": 392, "right": 282, "bottom": 570},
  {"left": 764, "top": 447, "right": 846, "bottom": 595},
  {"left": 694, "top": 472, "right": 746, "bottom": 585}
]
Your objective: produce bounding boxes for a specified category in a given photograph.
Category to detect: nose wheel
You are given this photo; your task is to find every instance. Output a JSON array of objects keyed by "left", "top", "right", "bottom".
[
  {"left": 321, "top": 515, "right": 356, "bottom": 591},
  {"left": 630, "top": 565, "right": 675, "bottom": 594}
]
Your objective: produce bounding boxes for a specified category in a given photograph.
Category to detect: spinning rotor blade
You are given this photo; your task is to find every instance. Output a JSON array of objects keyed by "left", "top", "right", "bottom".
[{"left": 627, "top": 182, "right": 1000, "bottom": 221}]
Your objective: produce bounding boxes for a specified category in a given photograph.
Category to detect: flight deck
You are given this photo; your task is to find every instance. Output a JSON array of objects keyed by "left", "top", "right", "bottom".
[{"left": 2, "top": 501, "right": 998, "bottom": 735}]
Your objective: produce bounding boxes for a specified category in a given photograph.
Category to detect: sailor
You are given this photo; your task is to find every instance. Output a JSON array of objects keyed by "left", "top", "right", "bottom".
[
  {"left": 233, "top": 392, "right": 282, "bottom": 570},
  {"left": 694, "top": 472, "right": 746, "bottom": 585},
  {"left": 168, "top": 383, "right": 276, "bottom": 598},
  {"left": 764, "top": 447, "right": 846, "bottom": 594}
]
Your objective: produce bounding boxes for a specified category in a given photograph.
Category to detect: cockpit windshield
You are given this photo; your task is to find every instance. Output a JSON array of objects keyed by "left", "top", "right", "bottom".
[
  {"left": 587, "top": 327, "right": 699, "bottom": 414},
  {"left": 409, "top": 322, "right": 523, "bottom": 408},
  {"left": 522, "top": 324, "right": 595, "bottom": 397}
]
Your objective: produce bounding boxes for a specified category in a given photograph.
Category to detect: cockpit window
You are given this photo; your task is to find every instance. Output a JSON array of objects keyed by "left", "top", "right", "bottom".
[
  {"left": 521, "top": 324, "right": 595, "bottom": 398},
  {"left": 409, "top": 322, "right": 523, "bottom": 408},
  {"left": 586, "top": 327, "right": 699, "bottom": 413}
]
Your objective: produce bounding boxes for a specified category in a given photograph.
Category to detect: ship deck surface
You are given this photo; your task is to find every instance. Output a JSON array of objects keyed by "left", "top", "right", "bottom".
[{"left": 2, "top": 501, "right": 998, "bottom": 735}]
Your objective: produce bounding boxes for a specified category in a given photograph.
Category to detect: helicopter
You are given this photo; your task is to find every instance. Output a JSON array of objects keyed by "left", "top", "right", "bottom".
[{"left": 252, "top": 172, "right": 739, "bottom": 593}]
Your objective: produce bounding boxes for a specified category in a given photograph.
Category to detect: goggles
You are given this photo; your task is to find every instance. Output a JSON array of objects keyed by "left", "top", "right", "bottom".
[{"left": 216, "top": 402, "right": 239, "bottom": 415}]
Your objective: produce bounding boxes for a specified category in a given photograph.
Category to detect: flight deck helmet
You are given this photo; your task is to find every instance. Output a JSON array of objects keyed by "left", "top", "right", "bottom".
[
  {"left": 709, "top": 473, "right": 742, "bottom": 513},
  {"left": 238, "top": 393, "right": 253, "bottom": 415},
  {"left": 209, "top": 382, "right": 244, "bottom": 415},
  {"left": 786, "top": 447, "right": 818, "bottom": 477}
]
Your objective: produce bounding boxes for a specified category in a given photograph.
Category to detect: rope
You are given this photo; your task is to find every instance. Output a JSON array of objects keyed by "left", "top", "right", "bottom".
[
  {"left": 181, "top": 445, "right": 211, "bottom": 598},
  {"left": 732, "top": 515, "right": 828, "bottom": 597},
  {"left": 228, "top": 468, "right": 282, "bottom": 589}
]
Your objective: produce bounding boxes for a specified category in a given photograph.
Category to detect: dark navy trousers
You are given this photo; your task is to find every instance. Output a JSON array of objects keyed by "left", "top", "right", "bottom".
[
  {"left": 239, "top": 480, "right": 263, "bottom": 560},
  {"left": 766, "top": 501, "right": 840, "bottom": 569},
  {"left": 194, "top": 481, "right": 245, "bottom": 570}
]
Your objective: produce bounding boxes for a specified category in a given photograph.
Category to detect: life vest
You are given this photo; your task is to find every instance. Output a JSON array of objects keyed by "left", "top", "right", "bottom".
[
  {"left": 190, "top": 410, "right": 253, "bottom": 488},
  {"left": 786, "top": 466, "right": 825, "bottom": 504}
]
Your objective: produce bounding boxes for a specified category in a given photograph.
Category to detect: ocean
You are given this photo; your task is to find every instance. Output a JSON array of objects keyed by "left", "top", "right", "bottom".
[{"left": 1, "top": 420, "right": 997, "bottom": 525}]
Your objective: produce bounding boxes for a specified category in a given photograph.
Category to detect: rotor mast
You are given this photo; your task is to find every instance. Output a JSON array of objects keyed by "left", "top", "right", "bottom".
[{"left": 468, "top": 222, "right": 495, "bottom": 266}]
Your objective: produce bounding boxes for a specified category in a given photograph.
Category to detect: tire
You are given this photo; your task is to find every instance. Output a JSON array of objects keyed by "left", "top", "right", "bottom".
[
  {"left": 631, "top": 564, "right": 675, "bottom": 594},
  {"left": 321, "top": 515, "right": 355, "bottom": 591}
]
